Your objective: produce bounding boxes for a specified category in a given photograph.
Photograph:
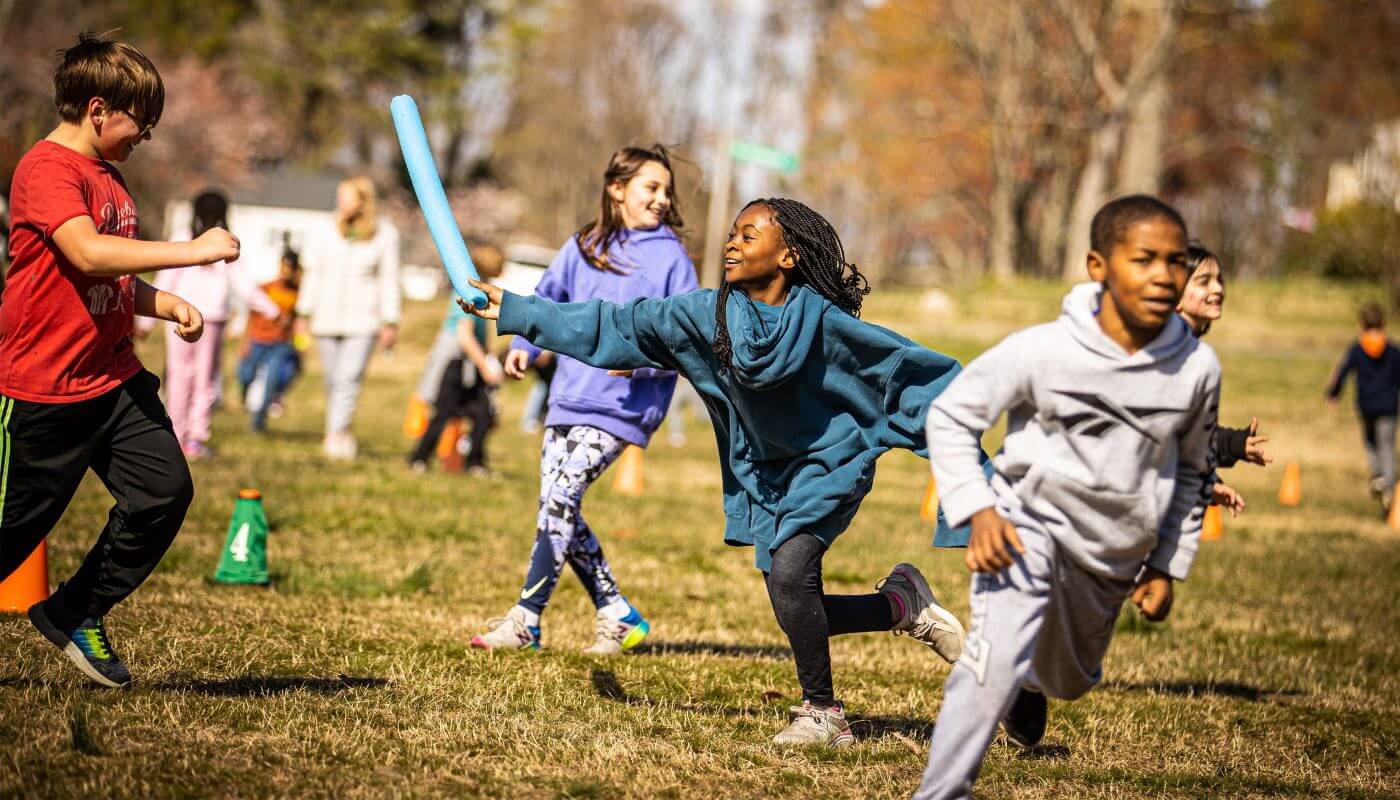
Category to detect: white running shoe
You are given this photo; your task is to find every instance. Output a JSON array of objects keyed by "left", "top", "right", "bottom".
[
  {"left": 583, "top": 602, "right": 650, "bottom": 655},
  {"left": 772, "top": 701, "right": 855, "bottom": 747},
  {"left": 470, "top": 607, "right": 541, "bottom": 651},
  {"left": 878, "top": 562, "right": 966, "bottom": 663}
]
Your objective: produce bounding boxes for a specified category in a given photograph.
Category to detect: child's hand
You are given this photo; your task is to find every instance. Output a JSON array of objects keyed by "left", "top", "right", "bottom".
[
  {"left": 966, "top": 507, "right": 1025, "bottom": 573},
  {"left": 1131, "top": 566, "right": 1174, "bottom": 621},
  {"left": 193, "top": 227, "right": 241, "bottom": 264},
  {"left": 1211, "top": 482, "right": 1245, "bottom": 517},
  {"left": 457, "top": 279, "right": 502, "bottom": 320},
  {"left": 503, "top": 349, "right": 531, "bottom": 380},
  {"left": 378, "top": 324, "right": 397, "bottom": 351},
  {"left": 172, "top": 302, "right": 204, "bottom": 342},
  {"left": 1242, "top": 417, "right": 1272, "bottom": 466}
]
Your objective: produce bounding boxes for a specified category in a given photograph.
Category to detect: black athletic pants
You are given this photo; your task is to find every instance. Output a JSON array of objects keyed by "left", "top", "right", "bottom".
[
  {"left": 0, "top": 370, "right": 193, "bottom": 623},
  {"left": 764, "top": 534, "right": 896, "bottom": 707},
  {"left": 410, "top": 358, "right": 495, "bottom": 468}
]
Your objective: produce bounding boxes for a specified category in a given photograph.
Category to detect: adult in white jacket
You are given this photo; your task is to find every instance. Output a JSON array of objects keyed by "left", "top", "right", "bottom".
[{"left": 295, "top": 177, "right": 400, "bottom": 459}]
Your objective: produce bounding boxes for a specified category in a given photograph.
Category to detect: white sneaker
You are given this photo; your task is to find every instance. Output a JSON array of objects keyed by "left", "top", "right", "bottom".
[
  {"left": 323, "top": 432, "right": 357, "bottom": 460},
  {"left": 878, "top": 562, "right": 966, "bottom": 663},
  {"left": 772, "top": 701, "right": 855, "bottom": 747},
  {"left": 583, "top": 602, "right": 650, "bottom": 655},
  {"left": 470, "top": 607, "right": 540, "bottom": 651}
]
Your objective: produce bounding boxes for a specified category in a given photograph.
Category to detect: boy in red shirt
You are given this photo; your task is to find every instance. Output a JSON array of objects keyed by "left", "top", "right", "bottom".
[{"left": 1, "top": 33, "right": 240, "bottom": 687}]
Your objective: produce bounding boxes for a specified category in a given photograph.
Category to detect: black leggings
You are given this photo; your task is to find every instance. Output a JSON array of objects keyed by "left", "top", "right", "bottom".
[{"left": 764, "top": 534, "right": 895, "bottom": 707}]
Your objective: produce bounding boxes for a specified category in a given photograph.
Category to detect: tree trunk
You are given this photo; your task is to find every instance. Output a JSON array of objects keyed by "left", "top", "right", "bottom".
[
  {"left": 1062, "top": 119, "right": 1123, "bottom": 280},
  {"left": 988, "top": 153, "right": 1017, "bottom": 281},
  {"left": 1117, "top": 74, "right": 1168, "bottom": 195}
]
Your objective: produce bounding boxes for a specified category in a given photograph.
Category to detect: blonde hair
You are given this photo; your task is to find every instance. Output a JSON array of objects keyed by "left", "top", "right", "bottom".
[{"left": 337, "top": 177, "right": 379, "bottom": 241}]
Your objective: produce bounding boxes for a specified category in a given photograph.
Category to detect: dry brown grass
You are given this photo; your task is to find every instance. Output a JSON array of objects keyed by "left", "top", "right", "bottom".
[{"left": 2, "top": 278, "right": 1397, "bottom": 799}]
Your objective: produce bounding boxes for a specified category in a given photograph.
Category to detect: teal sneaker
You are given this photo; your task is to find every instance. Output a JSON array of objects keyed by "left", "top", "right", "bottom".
[
  {"left": 584, "top": 601, "right": 650, "bottom": 655},
  {"left": 28, "top": 596, "right": 131, "bottom": 688}
]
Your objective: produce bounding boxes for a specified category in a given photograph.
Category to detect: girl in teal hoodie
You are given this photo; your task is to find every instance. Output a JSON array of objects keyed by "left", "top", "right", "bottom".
[{"left": 466, "top": 198, "right": 971, "bottom": 747}]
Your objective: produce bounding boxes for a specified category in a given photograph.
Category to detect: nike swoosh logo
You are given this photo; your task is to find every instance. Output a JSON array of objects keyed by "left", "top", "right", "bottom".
[{"left": 520, "top": 577, "right": 548, "bottom": 600}]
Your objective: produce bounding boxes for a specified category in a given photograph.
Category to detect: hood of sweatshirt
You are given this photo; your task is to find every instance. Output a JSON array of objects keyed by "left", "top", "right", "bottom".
[
  {"left": 728, "top": 284, "right": 826, "bottom": 390},
  {"left": 1061, "top": 282, "right": 1195, "bottom": 367}
]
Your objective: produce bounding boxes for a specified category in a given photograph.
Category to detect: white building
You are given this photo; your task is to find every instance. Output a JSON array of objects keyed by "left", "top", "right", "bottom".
[{"left": 162, "top": 171, "right": 340, "bottom": 286}]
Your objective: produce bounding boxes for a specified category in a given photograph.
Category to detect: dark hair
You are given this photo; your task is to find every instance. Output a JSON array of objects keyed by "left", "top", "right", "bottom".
[
  {"left": 280, "top": 247, "right": 300, "bottom": 271},
  {"left": 191, "top": 190, "right": 228, "bottom": 238},
  {"left": 712, "top": 198, "right": 870, "bottom": 369},
  {"left": 1187, "top": 240, "right": 1224, "bottom": 283},
  {"left": 1361, "top": 302, "right": 1385, "bottom": 330},
  {"left": 1089, "top": 194, "right": 1187, "bottom": 256},
  {"left": 575, "top": 145, "right": 683, "bottom": 273},
  {"left": 54, "top": 32, "right": 164, "bottom": 128}
]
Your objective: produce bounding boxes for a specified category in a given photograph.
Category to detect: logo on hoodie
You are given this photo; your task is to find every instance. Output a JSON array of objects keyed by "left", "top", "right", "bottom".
[{"left": 1048, "top": 390, "right": 1179, "bottom": 444}]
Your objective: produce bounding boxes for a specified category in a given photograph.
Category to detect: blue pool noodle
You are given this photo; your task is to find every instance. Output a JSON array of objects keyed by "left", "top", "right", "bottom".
[{"left": 390, "top": 94, "right": 487, "bottom": 308}]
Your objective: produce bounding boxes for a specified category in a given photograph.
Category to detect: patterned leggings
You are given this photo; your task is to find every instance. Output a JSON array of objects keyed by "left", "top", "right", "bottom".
[{"left": 516, "top": 425, "right": 627, "bottom": 615}]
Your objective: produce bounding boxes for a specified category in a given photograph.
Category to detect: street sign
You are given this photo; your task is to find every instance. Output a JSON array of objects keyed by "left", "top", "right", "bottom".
[{"left": 730, "top": 140, "right": 800, "bottom": 174}]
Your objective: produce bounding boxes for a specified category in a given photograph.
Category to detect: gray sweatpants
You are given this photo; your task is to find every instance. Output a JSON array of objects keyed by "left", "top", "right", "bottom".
[
  {"left": 1363, "top": 414, "right": 1396, "bottom": 493},
  {"left": 316, "top": 334, "right": 376, "bottom": 435},
  {"left": 914, "top": 523, "right": 1133, "bottom": 800}
]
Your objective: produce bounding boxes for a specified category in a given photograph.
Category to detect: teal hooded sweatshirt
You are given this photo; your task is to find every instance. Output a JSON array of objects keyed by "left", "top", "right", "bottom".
[{"left": 498, "top": 284, "right": 978, "bottom": 571}]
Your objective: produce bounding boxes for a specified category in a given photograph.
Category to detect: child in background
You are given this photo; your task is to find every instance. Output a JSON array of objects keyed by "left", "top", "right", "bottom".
[
  {"left": 1176, "top": 242, "right": 1271, "bottom": 514},
  {"left": 139, "top": 189, "right": 281, "bottom": 458},
  {"left": 237, "top": 247, "right": 302, "bottom": 432},
  {"left": 465, "top": 196, "right": 971, "bottom": 747},
  {"left": 1326, "top": 302, "right": 1400, "bottom": 514},
  {"left": 409, "top": 243, "right": 506, "bottom": 474},
  {"left": 2, "top": 33, "right": 240, "bottom": 687},
  {"left": 470, "top": 145, "right": 696, "bottom": 656},
  {"left": 915, "top": 196, "right": 1219, "bottom": 799}
]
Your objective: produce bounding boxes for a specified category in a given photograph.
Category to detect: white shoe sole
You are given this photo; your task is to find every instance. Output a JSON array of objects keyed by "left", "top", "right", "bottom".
[{"left": 62, "top": 642, "right": 125, "bottom": 688}]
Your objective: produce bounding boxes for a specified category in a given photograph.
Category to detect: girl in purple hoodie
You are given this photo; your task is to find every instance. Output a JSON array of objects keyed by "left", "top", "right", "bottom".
[{"left": 471, "top": 145, "right": 697, "bottom": 655}]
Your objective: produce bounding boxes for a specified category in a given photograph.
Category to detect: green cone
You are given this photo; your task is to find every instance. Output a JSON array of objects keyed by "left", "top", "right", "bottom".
[{"left": 215, "top": 489, "right": 270, "bottom": 585}]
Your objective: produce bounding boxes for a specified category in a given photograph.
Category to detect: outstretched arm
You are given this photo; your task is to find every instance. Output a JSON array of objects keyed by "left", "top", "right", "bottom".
[{"left": 461, "top": 278, "right": 678, "bottom": 372}]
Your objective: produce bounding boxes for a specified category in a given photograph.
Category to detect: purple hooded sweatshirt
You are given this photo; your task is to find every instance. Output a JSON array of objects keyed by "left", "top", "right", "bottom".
[{"left": 510, "top": 225, "right": 698, "bottom": 446}]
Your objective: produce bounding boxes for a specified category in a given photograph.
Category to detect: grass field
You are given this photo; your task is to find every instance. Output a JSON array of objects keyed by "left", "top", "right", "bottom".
[{"left": 2, "top": 278, "right": 1398, "bottom": 799}]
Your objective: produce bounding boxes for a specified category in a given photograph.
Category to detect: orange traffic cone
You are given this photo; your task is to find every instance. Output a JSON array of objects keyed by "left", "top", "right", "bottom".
[
  {"left": 1201, "top": 504, "right": 1224, "bottom": 541},
  {"left": 612, "top": 445, "right": 645, "bottom": 497},
  {"left": 437, "top": 418, "right": 465, "bottom": 473},
  {"left": 920, "top": 475, "right": 940, "bottom": 523},
  {"left": 1386, "top": 482, "right": 1400, "bottom": 530},
  {"left": 1278, "top": 460, "right": 1301, "bottom": 507},
  {"left": 0, "top": 540, "right": 49, "bottom": 613},
  {"left": 404, "top": 394, "right": 430, "bottom": 439}
]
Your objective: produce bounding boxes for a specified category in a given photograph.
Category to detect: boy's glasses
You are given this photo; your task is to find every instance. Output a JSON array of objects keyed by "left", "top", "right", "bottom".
[{"left": 110, "top": 105, "right": 156, "bottom": 138}]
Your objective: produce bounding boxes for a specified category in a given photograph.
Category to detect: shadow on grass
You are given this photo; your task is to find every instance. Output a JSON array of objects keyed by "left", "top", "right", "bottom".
[
  {"left": 1102, "top": 680, "right": 1304, "bottom": 703},
  {"left": 153, "top": 674, "right": 389, "bottom": 697},
  {"left": 630, "top": 639, "right": 792, "bottom": 660}
]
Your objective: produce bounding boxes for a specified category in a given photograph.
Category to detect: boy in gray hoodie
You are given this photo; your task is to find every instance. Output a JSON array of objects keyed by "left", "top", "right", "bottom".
[{"left": 914, "top": 196, "right": 1221, "bottom": 799}]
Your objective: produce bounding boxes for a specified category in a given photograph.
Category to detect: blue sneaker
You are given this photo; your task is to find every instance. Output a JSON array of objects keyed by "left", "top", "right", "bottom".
[
  {"left": 585, "top": 601, "right": 650, "bottom": 655},
  {"left": 28, "top": 597, "right": 131, "bottom": 688}
]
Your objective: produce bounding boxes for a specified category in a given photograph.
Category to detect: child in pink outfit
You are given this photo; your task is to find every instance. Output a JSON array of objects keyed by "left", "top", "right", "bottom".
[{"left": 139, "top": 191, "right": 278, "bottom": 458}]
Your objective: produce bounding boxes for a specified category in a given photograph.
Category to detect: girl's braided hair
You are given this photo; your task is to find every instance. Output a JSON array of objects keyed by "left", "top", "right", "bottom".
[{"left": 712, "top": 198, "right": 870, "bottom": 369}]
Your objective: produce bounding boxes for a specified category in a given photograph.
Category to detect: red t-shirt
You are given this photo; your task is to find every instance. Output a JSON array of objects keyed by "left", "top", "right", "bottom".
[{"left": 0, "top": 140, "right": 143, "bottom": 403}]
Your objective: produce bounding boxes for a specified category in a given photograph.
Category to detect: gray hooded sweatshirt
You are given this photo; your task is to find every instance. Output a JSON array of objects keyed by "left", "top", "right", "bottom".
[{"left": 926, "top": 282, "right": 1221, "bottom": 582}]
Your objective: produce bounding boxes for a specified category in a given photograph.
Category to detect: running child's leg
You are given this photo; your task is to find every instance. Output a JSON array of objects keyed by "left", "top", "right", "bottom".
[
  {"left": 473, "top": 426, "right": 628, "bottom": 652},
  {"left": 520, "top": 425, "right": 627, "bottom": 615},
  {"left": 913, "top": 525, "right": 1056, "bottom": 800},
  {"left": 61, "top": 372, "right": 193, "bottom": 618},
  {"left": 27, "top": 372, "right": 192, "bottom": 688},
  {"left": 764, "top": 534, "right": 893, "bottom": 708},
  {"left": 163, "top": 326, "right": 196, "bottom": 447}
]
